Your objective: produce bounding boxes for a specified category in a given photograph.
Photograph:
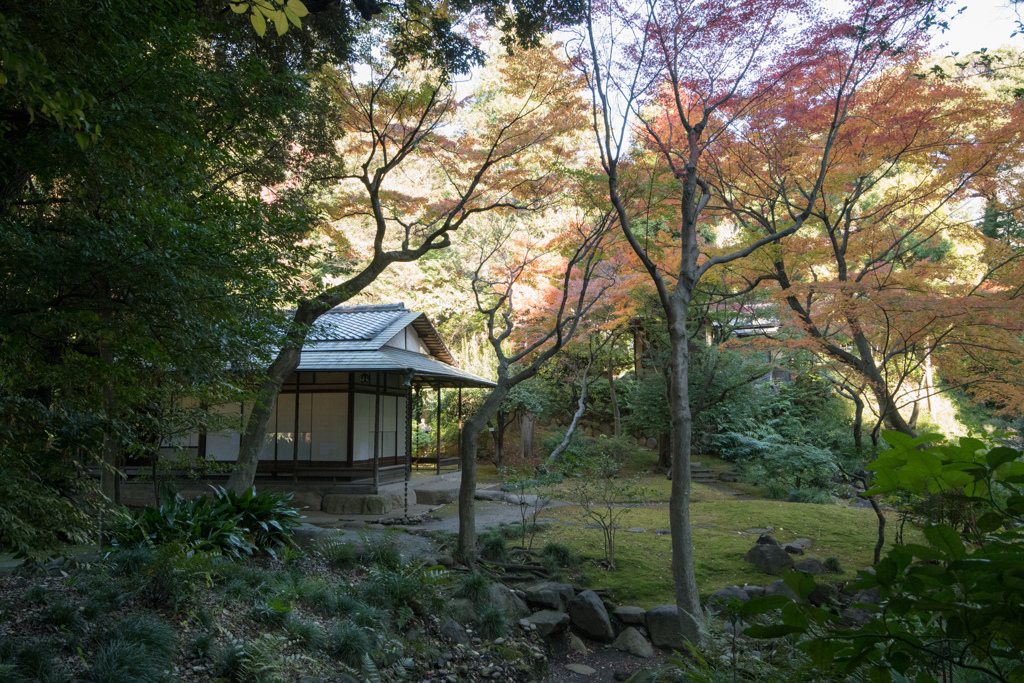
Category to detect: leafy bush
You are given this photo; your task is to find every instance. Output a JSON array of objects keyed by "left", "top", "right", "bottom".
[
  {"left": 316, "top": 534, "right": 356, "bottom": 569},
  {"left": 108, "top": 614, "right": 178, "bottom": 663},
  {"left": 326, "top": 622, "right": 373, "bottom": 668},
  {"left": 360, "top": 563, "right": 448, "bottom": 615},
  {"left": 44, "top": 598, "right": 82, "bottom": 631},
  {"left": 88, "top": 640, "right": 167, "bottom": 683},
  {"left": 454, "top": 572, "right": 492, "bottom": 605},
  {"left": 137, "top": 540, "right": 223, "bottom": 608},
  {"left": 0, "top": 637, "right": 68, "bottom": 682},
  {"left": 477, "top": 606, "right": 509, "bottom": 639},
  {"left": 215, "top": 633, "right": 304, "bottom": 683},
  {"left": 211, "top": 487, "right": 301, "bottom": 556},
  {"left": 250, "top": 598, "right": 293, "bottom": 626},
  {"left": 540, "top": 542, "right": 578, "bottom": 567},
  {"left": 284, "top": 618, "right": 325, "bottom": 651},
  {"left": 358, "top": 529, "right": 402, "bottom": 571},
  {"left": 112, "top": 487, "right": 300, "bottom": 560},
  {"left": 479, "top": 531, "right": 509, "bottom": 562}
]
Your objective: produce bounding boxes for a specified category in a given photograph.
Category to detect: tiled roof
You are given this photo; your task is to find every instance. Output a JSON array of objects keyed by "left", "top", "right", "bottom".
[
  {"left": 297, "top": 348, "right": 495, "bottom": 388},
  {"left": 308, "top": 304, "right": 409, "bottom": 342},
  {"left": 297, "top": 303, "right": 491, "bottom": 388}
]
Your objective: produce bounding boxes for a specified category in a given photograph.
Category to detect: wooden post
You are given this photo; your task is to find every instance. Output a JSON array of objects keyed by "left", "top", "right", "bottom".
[
  {"left": 373, "top": 373, "right": 381, "bottom": 491},
  {"left": 292, "top": 375, "right": 301, "bottom": 483},
  {"left": 436, "top": 384, "right": 442, "bottom": 475},
  {"left": 457, "top": 386, "right": 462, "bottom": 472}
]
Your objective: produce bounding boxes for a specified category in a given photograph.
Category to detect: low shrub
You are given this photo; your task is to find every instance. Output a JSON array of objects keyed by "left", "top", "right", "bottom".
[
  {"left": 215, "top": 633, "right": 303, "bottom": 683},
  {"left": 359, "top": 529, "right": 402, "bottom": 571},
  {"left": 540, "top": 542, "right": 578, "bottom": 567},
  {"left": 44, "top": 598, "right": 81, "bottom": 631},
  {"left": 108, "top": 614, "right": 178, "bottom": 663},
  {"left": 315, "top": 535, "right": 356, "bottom": 569},
  {"left": 87, "top": 639, "right": 166, "bottom": 683},
  {"left": 284, "top": 618, "right": 325, "bottom": 651},
  {"left": 477, "top": 606, "right": 509, "bottom": 640},
  {"left": 479, "top": 532, "right": 509, "bottom": 562},
  {"left": 453, "top": 572, "right": 491, "bottom": 606},
  {"left": 249, "top": 598, "right": 293, "bottom": 627},
  {"left": 326, "top": 622, "right": 373, "bottom": 668}
]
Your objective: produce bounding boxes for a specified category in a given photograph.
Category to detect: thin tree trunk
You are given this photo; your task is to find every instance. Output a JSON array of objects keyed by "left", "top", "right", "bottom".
[
  {"left": 666, "top": 297, "right": 703, "bottom": 643},
  {"left": 851, "top": 391, "right": 864, "bottom": 451},
  {"left": 549, "top": 356, "right": 594, "bottom": 461},
  {"left": 492, "top": 411, "right": 507, "bottom": 467},
  {"left": 609, "top": 350, "right": 620, "bottom": 438},
  {"left": 868, "top": 495, "right": 886, "bottom": 565}
]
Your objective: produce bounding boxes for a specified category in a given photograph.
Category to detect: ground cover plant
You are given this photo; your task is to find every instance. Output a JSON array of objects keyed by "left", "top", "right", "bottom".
[{"left": 534, "top": 500, "right": 922, "bottom": 607}]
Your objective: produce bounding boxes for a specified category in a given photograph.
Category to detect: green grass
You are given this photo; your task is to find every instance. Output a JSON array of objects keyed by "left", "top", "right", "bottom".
[{"left": 535, "top": 500, "right": 921, "bottom": 608}]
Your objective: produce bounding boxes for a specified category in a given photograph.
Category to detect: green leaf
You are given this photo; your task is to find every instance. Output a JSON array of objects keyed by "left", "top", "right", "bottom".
[
  {"left": 741, "top": 595, "right": 794, "bottom": 616},
  {"left": 783, "top": 570, "right": 816, "bottom": 600},
  {"left": 250, "top": 9, "right": 267, "bottom": 36},
  {"left": 988, "top": 446, "right": 1020, "bottom": 469},
  {"left": 799, "top": 639, "right": 834, "bottom": 670},
  {"left": 977, "top": 511, "right": 1004, "bottom": 534},
  {"left": 230, "top": 2, "right": 250, "bottom": 12},
  {"left": 287, "top": 0, "right": 309, "bottom": 16},
  {"left": 924, "top": 523, "right": 966, "bottom": 560},
  {"left": 75, "top": 132, "right": 90, "bottom": 149}
]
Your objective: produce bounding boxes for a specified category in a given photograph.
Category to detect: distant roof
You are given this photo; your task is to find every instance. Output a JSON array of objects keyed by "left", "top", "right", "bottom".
[{"left": 301, "top": 303, "right": 494, "bottom": 388}]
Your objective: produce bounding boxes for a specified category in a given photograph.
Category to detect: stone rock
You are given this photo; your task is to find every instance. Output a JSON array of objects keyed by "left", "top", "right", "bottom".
[
  {"left": 792, "top": 538, "right": 813, "bottom": 549},
  {"left": 794, "top": 558, "right": 826, "bottom": 575},
  {"left": 488, "top": 583, "right": 530, "bottom": 619},
  {"left": 853, "top": 587, "right": 882, "bottom": 605},
  {"left": 322, "top": 491, "right": 403, "bottom": 515},
  {"left": 654, "top": 529, "right": 671, "bottom": 535},
  {"left": 415, "top": 485, "right": 459, "bottom": 505},
  {"left": 569, "top": 633, "right": 588, "bottom": 654},
  {"left": 526, "top": 610, "right": 570, "bottom": 638},
  {"left": 436, "top": 554, "right": 454, "bottom": 567},
  {"left": 627, "top": 527, "right": 647, "bottom": 533},
  {"left": 523, "top": 582, "right": 575, "bottom": 611},
  {"left": 506, "top": 494, "right": 548, "bottom": 507},
  {"left": 808, "top": 582, "right": 839, "bottom": 607},
  {"left": 742, "top": 585, "right": 765, "bottom": 600},
  {"left": 764, "top": 580, "right": 799, "bottom": 602},
  {"left": 706, "top": 586, "right": 750, "bottom": 614},
  {"left": 841, "top": 607, "right": 873, "bottom": 628},
  {"left": 744, "top": 544, "right": 794, "bottom": 575},
  {"left": 612, "top": 627, "right": 654, "bottom": 658},
  {"left": 756, "top": 534, "right": 780, "bottom": 546},
  {"left": 440, "top": 617, "right": 471, "bottom": 646},
  {"left": 475, "top": 489, "right": 507, "bottom": 501},
  {"left": 614, "top": 671, "right": 632, "bottom": 682},
  {"left": 782, "top": 543, "right": 805, "bottom": 555},
  {"left": 646, "top": 605, "right": 687, "bottom": 651},
  {"left": 449, "top": 598, "right": 477, "bottom": 624},
  {"left": 613, "top": 605, "right": 647, "bottom": 626},
  {"left": 291, "top": 526, "right": 334, "bottom": 548},
  {"left": 645, "top": 437, "right": 658, "bottom": 449},
  {"left": 568, "top": 590, "right": 614, "bottom": 642},
  {"left": 566, "top": 664, "right": 597, "bottom": 675}
]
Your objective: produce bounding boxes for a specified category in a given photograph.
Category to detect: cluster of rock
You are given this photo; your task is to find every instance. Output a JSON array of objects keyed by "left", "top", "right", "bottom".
[
  {"left": 742, "top": 535, "right": 825, "bottom": 575},
  {"left": 710, "top": 534, "right": 883, "bottom": 630},
  {"left": 507, "top": 580, "right": 694, "bottom": 658}
]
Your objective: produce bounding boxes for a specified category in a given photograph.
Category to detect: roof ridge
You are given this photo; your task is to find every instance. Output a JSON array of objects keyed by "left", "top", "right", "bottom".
[{"left": 325, "top": 303, "right": 406, "bottom": 314}]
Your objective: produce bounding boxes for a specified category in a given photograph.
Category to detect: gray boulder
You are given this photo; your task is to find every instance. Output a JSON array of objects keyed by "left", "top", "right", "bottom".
[
  {"left": 646, "top": 605, "right": 687, "bottom": 651},
  {"left": 449, "top": 598, "right": 476, "bottom": 624},
  {"left": 489, "top": 583, "right": 530, "bottom": 619},
  {"left": 612, "top": 627, "right": 654, "bottom": 658},
  {"left": 853, "top": 587, "right": 882, "bottom": 605},
  {"left": 792, "top": 538, "right": 813, "bottom": 549},
  {"left": 523, "top": 582, "right": 575, "bottom": 611},
  {"left": 440, "top": 617, "right": 471, "bottom": 645},
  {"left": 742, "top": 585, "right": 765, "bottom": 600},
  {"left": 527, "top": 610, "right": 570, "bottom": 638},
  {"left": 841, "top": 607, "right": 873, "bottom": 627},
  {"left": 744, "top": 544, "right": 795, "bottom": 575},
  {"left": 764, "top": 580, "right": 799, "bottom": 602},
  {"left": 475, "top": 489, "right": 507, "bottom": 501},
  {"left": 808, "top": 582, "right": 839, "bottom": 607},
  {"left": 568, "top": 590, "right": 614, "bottom": 642},
  {"left": 782, "top": 543, "right": 805, "bottom": 555},
  {"left": 756, "top": 534, "right": 779, "bottom": 546},
  {"left": 706, "top": 586, "right": 749, "bottom": 614},
  {"left": 794, "top": 558, "right": 826, "bottom": 575},
  {"left": 613, "top": 605, "right": 647, "bottom": 626}
]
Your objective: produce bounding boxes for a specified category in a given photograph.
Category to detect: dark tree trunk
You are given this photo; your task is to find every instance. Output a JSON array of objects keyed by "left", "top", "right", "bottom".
[
  {"left": 609, "top": 350, "right": 621, "bottom": 438},
  {"left": 459, "top": 388, "right": 508, "bottom": 565},
  {"left": 519, "top": 413, "right": 534, "bottom": 460}
]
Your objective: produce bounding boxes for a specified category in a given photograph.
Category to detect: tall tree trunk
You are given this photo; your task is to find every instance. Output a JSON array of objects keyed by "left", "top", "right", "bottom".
[
  {"left": 666, "top": 295, "right": 703, "bottom": 643},
  {"left": 459, "top": 388, "right": 508, "bottom": 564},
  {"left": 609, "top": 350, "right": 621, "bottom": 438}
]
